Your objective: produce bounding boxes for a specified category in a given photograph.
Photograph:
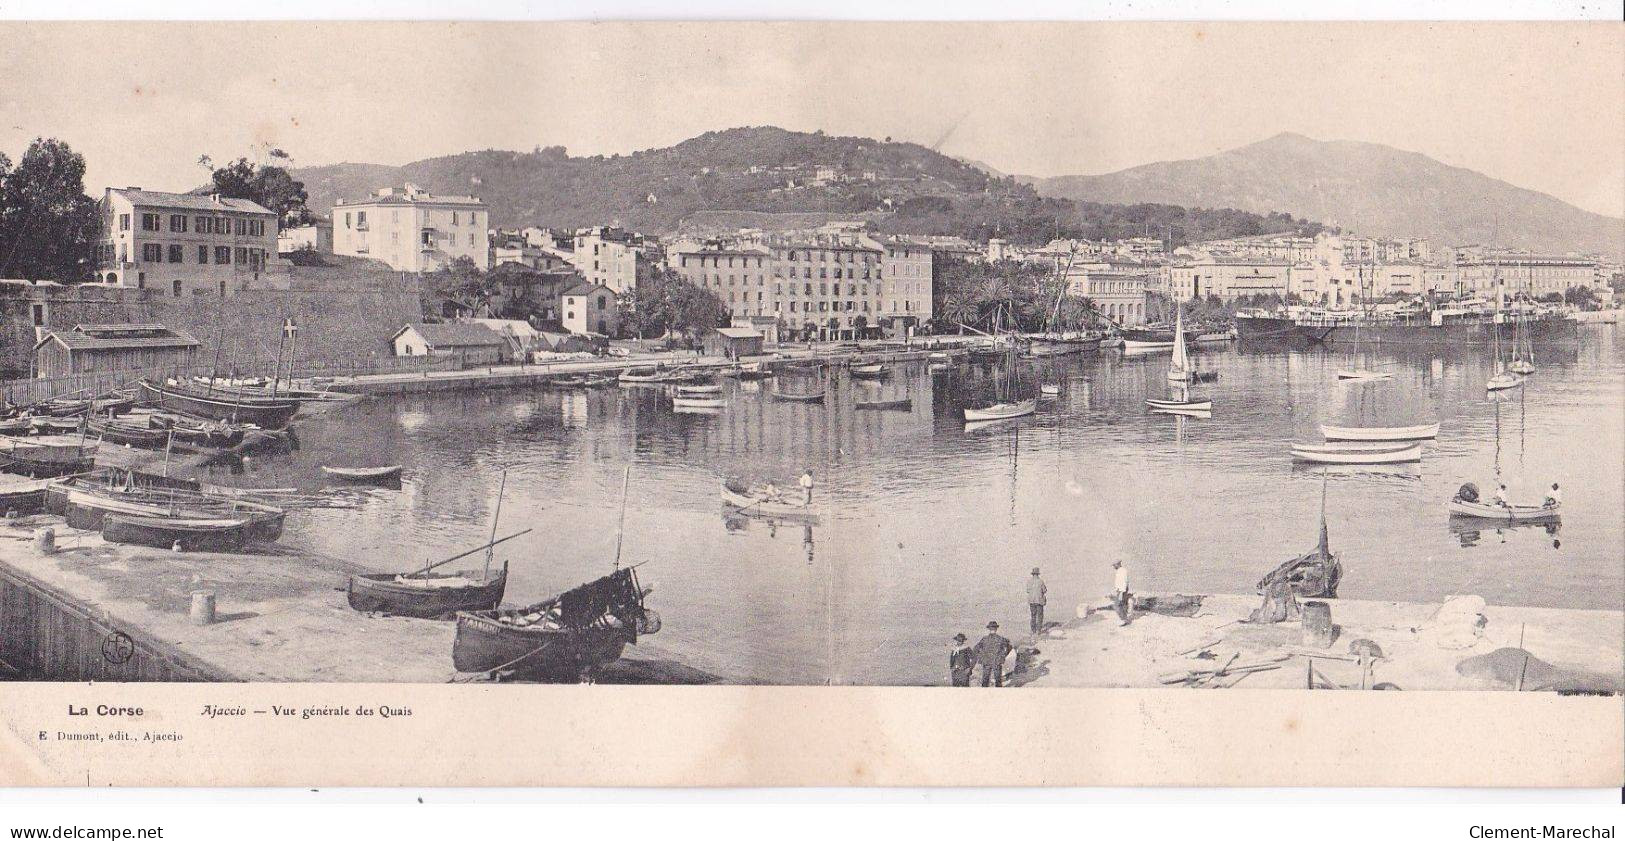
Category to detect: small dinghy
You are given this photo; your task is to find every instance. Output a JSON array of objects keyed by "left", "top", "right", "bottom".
[
  {"left": 1486, "top": 371, "right": 1523, "bottom": 392},
  {"left": 671, "top": 396, "right": 726, "bottom": 409},
  {"left": 1146, "top": 397, "right": 1212, "bottom": 412},
  {"left": 101, "top": 511, "right": 284, "bottom": 553},
  {"left": 771, "top": 389, "right": 826, "bottom": 403},
  {"left": 720, "top": 479, "right": 820, "bottom": 521},
  {"left": 849, "top": 362, "right": 888, "bottom": 378},
  {"left": 1319, "top": 422, "right": 1439, "bottom": 442},
  {"left": 1290, "top": 442, "right": 1422, "bottom": 464},
  {"left": 321, "top": 464, "right": 404, "bottom": 484},
  {"left": 963, "top": 398, "right": 1037, "bottom": 423},
  {"left": 854, "top": 398, "right": 912, "bottom": 411},
  {"left": 617, "top": 367, "right": 665, "bottom": 384},
  {"left": 675, "top": 383, "right": 723, "bottom": 395},
  {"left": 1447, "top": 498, "right": 1560, "bottom": 522},
  {"left": 1039, "top": 384, "right": 1061, "bottom": 398}
]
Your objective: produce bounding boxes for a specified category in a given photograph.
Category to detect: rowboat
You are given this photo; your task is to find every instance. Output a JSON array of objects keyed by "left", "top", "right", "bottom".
[
  {"left": 29, "top": 417, "right": 82, "bottom": 435},
  {"left": 1507, "top": 359, "right": 1536, "bottom": 375},
  {"left": 452, "top": 566, "right": 658, "bottom": 682},
  {"left": 1146, "top": 397, "right": 1212, "bottom": 411},
  {"left": 720, "top": 480, "right": 820, "bottom": 521},
  {"left": 0, "top": 475, "right": 50, "bottom": 516},
  {"left": 675, "top": 383, "right": 723, "bottom": 395},
  {"left": 49, "top": 480, "right": 286, "bottom": 535},
  {"left": 149, "top": 414, "right": 248, "bottom": 448},
  {"left": 86, "top": 416, "right": 171, "bottom": 449},
  {"left": 1148, "top": 406, "right": 1212, "bottom": 419},
  {"left": 618, "top": 367, "right": 664, "bottom": 384},
  {"left": 0, "top": 435, "right": 96, "bottom": 478},
  {"left": 1446, "top": 499, "right": 1561, "bottom": 522},
  {"left": 849, "top": 362, "right": 888, "bottom": 377},
  {"left": 671, "top": 396, "right": 726, "bottom": 409},
  {"left": 1039, "top": 384, "right": 1061, "bottom": 397},
  {"left": 962, "top": 398, "right": 1036, "bottom": 423},
  {"left": 101, "top": 512, "right": 283, "bottom": 553},
  {"left": 853, "top": 398, "right": 912, "bottom": 411},
  {"left": 321, "top": 464, "right": 404, "bottom": 484},
  {"left": 138, "top": 380, "right": 299, "bottom": 430},
  {"left": 1336, "top": 369, "right": 1394, "bottom": 381},
  {"left": 1319, "top": 422, "right": 1440, "bottom": 442},
  {"left": 0, "top": 416, "right": 33, "bottom": 436},
  {"left": 348, "top": 567, "right": 507, "bottom": 619},
  {"left": 771, "top": 390, "right": 825, "bottom": 403},
  {"left": 1290, "top": 442, "right": 1422, "bottom": 464}
]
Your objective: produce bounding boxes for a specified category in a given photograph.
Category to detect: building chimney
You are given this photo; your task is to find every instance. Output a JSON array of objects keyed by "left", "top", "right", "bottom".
[
  {"left": 209, "top": 193, "right": 222, "bottom": 204},
  {"left": 126, "top": 186, "right": 142, "bottom": 191}
]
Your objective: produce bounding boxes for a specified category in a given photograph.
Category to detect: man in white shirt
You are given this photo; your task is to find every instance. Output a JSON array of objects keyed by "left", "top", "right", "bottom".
[
  {"left": 798, "top": 469, "right": 815, "bottom": 505},
  {"left": 1112, "top": 560, "right": 1132, "bottom": 626},
  {"left": 1493, "top": 483, "right": 1510, "bottom": 508}
]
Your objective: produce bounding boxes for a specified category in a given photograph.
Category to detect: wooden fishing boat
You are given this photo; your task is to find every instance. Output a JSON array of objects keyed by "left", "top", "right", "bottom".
[
  {"left": 771, "top": 389, "right": 825, "bottom": 403},
  {"left": 849, "top": 362, "right": 888, "bottom": 377},
  {"left": 138, "top": 380, "right": 299, "bottom": 429},
  {"left": 963, "top": 398, "right": 1037, "bottom": 422},
  {"left": 148, "top": 414, "right": 248, "bottom": 448},
  {"left": 28, "top": 416, "right": 82, "bottom": 435},
  {"left": 86, "top": 416, "right": 171, "bottom": 449},
  {"left": 0, "top": 416, "right": 32, "bottom": 436},
  {"left": 1319, "top": 422, "right": 1440, "bottom": 442},
  {"left": 452, "top": 566, "right": 658, "bottom": 682},
  {"left": 349, "top": 567, "right": 508, "bottom": 618},
  {"left": 1336, "top": 369, "right": 1394, "bottom": 381},
  {"left": 720, "top": 479, "right": 820, "bottom": 521},
  {"left": 1256, "top": 495, "right": 1341, "bottom": 599},
  {"left": 675, "top": 383, "right": 723, "bottom": 395},
  {"left": 1290, "top": 442, "right": 1422, "bottom": 464},
  {"left": 0, "top": 435, "right": 96, "bottom": 478},
  {"left": 0, "top": 475, "right": 51, "bottom": 515},
  {"left": 101, "top": 511, "right": 283, "bottom": 552},
  {"left": 617, "top": 366, "right": 664, "bottom": 384},
  {"left": 1145, "top": 396, "right": 1212, "bottom": 412},
  {"left": 47, "top": 477, "right": 284, "bottom": 533},
  {"left": 853, "top": 398, "right": 912, "bottom": 411},
  {"left": 671, "top": 396, "right": 726, "bottom": 410},
  {"left": 1446, "top": 499, "right": 1561, "bottom": 522},
  {"left": 320, "top": 464, "right": 404, "bottom": 484}
]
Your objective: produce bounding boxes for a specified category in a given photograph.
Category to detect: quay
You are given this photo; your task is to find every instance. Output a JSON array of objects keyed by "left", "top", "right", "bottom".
[
  {"left": 1010, "top": 593, "right": 1624, "bottom": 691},
  {"left": 0, "top": 512, "right": 720, "bottom": 684}
]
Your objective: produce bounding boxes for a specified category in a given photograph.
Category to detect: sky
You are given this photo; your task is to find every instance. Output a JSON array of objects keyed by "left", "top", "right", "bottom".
[{"left": 0, "top": 21, "right": 1620, "bottom": 217}]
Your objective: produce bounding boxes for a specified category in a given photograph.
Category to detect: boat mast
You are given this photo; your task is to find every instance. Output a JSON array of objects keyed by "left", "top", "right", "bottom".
[
  {"left": 612, "top": 464, "right": 631, "bottom": 570},
  {"left": 481, "top": 469, "right": 507, "bottom": 579}
]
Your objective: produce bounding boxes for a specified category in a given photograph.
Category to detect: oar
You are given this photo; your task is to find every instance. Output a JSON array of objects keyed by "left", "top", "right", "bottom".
[{"left": 407, "top": 528, "right": 533, "bottom": 578}]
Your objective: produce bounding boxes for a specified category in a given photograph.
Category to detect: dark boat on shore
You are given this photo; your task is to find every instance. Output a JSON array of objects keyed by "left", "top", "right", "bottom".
[
  {"left": 453, "top": 566, "right": 658, "bottom": 682},
  {"left": 148, "top": 413, "right": 248, "bottom": 448},
  {"left": 138, "top": 380, "right": 299, "bottom": 429},
  {"left": 86, "top": 416, "right": 172, "bottom": 449},
  {"left": 0, "top": 475, "right": 51, "bottom": 515},
  {"left": 0, "top": 435, "right": 96, "bottom": 478},
  {"left": 348, "top": 567, "right": 508, "bottom": 619},
  {"left": 101, "top": 511, "right": 284, "bottom": 552}
]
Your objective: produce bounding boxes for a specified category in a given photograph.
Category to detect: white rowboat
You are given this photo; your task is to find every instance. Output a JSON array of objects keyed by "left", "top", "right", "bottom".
[
  {"left": 1319, "top": 422, "right": 1440, "bottom": 442},
  {"left": 1290, "top": 443, "right": 1422, "bottom": 464},
  {"left": 1446, "top": 499, "right": 1560, "bottom": 521},
  {"left": 963, "top": 399, "right": 1037, "bottom": 423}
]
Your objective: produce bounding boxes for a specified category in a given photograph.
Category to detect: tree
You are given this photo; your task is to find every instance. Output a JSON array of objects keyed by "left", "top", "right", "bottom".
[
  {"left": 625, "top": 268, "right": 726, "bottom": 342},
  {"left": 204, "top": 155, "right": 311, "bottom": 226},
  {"left": 423, "top": 256, "right": 503, "bottom": 318},
  {"left": 0, "top": 138, "right": 98, "bottom": 281},
  {"left": 1563, "top": 285, "right": 1599, "bottom": 310}
]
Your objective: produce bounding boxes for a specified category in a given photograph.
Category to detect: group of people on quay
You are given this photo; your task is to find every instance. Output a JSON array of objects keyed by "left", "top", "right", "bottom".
[{"left": 948, "top": 561, "right": 1133, "bottom": 687}]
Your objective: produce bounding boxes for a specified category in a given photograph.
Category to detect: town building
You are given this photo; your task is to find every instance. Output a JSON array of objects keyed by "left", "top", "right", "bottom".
[
  {"left": 94, "top": 188, "right": 281, "bottom": 296},
  {"left": 879, "top": 238, "right": 933, "bottom": 338},
  {"left": 491, "top": 244, "right": 574, "bottom": 272},
  {"left": 669, "top": 242, "right": 776, "bottom": 321},
  {"left": 32, "top": 323, "right": 201, "bottom": 379},
  {"left": 731, "top": 315, "right": 780, "bottom": 346},
  {"left": 1456, "top": 254, "right": 1601, "bottom": 299},
  {"left": 766, "top": 233, "right": 885, "bottom": 341},
  {"left": 332, "top": 184, "right": 489, "bottom": 273},
  {"left": 702, "top": 326, "right": 765, "bottom": 359},
  {"left": 1063, "top": 262, "right": 1150, "bottom": 326},
  {"left": 567, "top": 227, "right": 649, "bottom": 294},
  {"left": 389, "top": 321, "right": 506, "bottom": 366},
  {"left": 560, "top": 282, "right": 619, "bottom": 336},
  {"left": 1167, "top": 255, "right": 1293, "bottom": 301},
  {"left": 276, "top": 220, "right": 333, "bottom": 255}
]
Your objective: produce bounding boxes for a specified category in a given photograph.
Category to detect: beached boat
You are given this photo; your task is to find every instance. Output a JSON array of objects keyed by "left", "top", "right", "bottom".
[
  {"left": 0, "top": 475, "right": 51, "bottom": 516},
  {"left": 349, "top": 567, "right": 508, "bottom": 618},
  {"left": 720, "top": 479, "right": 820, "bottom": 521},
  {"left": 28, "top": 417, "right": 82, "bottom": 435},
  {"left": 452, "top": 566, "right": 658, "bottom": 682},
  {"left": 321, "top": 464, "right": 404, "bottom": 484},
  {"left": 853, "top": 398, "right": 912, "bottom": 411},
  {"left": 1446, "top": 499, "right": 1561, "bottom": 522},
  {"left": 1289, "top": 442, "right": 1422, "bottom": 464},
  {"left": 1146, "top": 396, "right": 1213, "bottom": 412},
  {"left": 771, "top": 389, "right": 825, "bottom": 403},
  {"left": 671, "top": 396, "right": 726, "bottom": 410},
  {"left": 1256, "top": 478, "right": 1342, "bottom": 599},
  {"left": 149, "top": 414, "right": 248, "bottom": 448},
  {"left": 1319, "top": 422, "right": 1440, "bottom": 442},
  {"left": 86, "top": 416, "right": 172, "bottom": 449},
  {"left": 101, "top": 512, "right": 283, "bottom": 553},
  {"left": 0, "top": 416, "right": 31, "bottom": 436},
  {"left": 138, "top": 380, "right": 299, "bottom": 429},
  {"left": 47, "top": 478, "right": 284, "bottom": 534},
  {"left": 0, "top": 435, "right": 96, "bottom": 478}
]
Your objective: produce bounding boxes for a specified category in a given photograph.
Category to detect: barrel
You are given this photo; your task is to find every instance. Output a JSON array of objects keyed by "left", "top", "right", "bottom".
[
  {"left": 189, "top": 591, "right": 217, "bottom": 626},
  {"left": 1302, "top": 600, "right": 1334, "bottom": 648},
  {"left": 34, "top": 527, "right": 55, "bottom": 555}
]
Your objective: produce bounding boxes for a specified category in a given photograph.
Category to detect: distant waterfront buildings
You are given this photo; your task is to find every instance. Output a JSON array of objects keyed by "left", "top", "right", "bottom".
[
  {"left": 332, "top": 184, "right": 489, "bottom": 273},
  {"left": 560, "top": 282, "right": 619, "bottom": 336},
  {"left": 277, "top": 219, "right": 333, "bottom": 255},
  {"left": 94, "top": 187, "right": 282, "bottom": 296}
]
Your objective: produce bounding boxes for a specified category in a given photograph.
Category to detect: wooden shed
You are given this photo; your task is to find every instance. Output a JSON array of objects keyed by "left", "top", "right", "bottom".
[
  {"left": 702, "top": 327, "right": 764, "bottom": 360},
  {"left": 32, "top": 324, "right": 202, "bottom": 379}
]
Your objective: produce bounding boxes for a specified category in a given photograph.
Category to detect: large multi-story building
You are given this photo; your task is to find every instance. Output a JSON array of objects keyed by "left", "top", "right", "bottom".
[
  {"left": 94, "top": 187, "right": 281, "bottom": 296},
  {"left": 1064, "top": 264, "right": 1150, "bottom": 326},
  {"left": 568, "top": 226, "right": 649, "bottom": 294},
  {"left": 669, "top": 242, "right": 776, "bottom": 319},
  {"left": 331, "top": 184, "right": 488, "bottom": 272},
  {"left": 1167, "top": 255, "right": 1293, "bottom": 301},
  {"left": 879, "top": 238, "right": 933, "bottom": 336},
  {"left": 1457, "top": 254, "right": 1601, "bottom": 298}
]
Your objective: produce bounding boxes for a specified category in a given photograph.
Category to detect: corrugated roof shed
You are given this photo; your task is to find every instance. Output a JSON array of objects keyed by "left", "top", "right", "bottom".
[
  {"left": 35, "top": 324, "right": 201, "bottom": 352},
  {"left": 399, "top": 322, "right": 506, "bottom": 348}
]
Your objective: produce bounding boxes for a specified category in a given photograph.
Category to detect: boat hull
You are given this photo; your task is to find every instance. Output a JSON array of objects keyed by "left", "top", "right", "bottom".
[
  {"left": 1447, "top": 500, "right": 1561, "bottom": 522},
  {"left": 771, "top": 391, "right": 825, "bottom": 403},
  {"left": 720, "top": 484, "right": 819, "bottom": 520},
  {"left": 452, "top": 613, "right": 633, "bottom": 682},
  {"left": 321, "top": 465, "right": 404, "bottom": 484},
  {"left": 1237, "top": 313, "right": 1581, "bottom": 346},
  {"left": 1290, "top": 443, "right": 1422, "bottom": 464},
  {"left": 348, "top": 569, "right": 507, "bottom": 618},
  {"left": 101, "top": 511, "right": 284, "bottom": 552},
  {"left": 1319, "top": 423, "right": 1440, "bottom": 442},
  {"left": 138, "top": 381, "right": 299, "bottom": 429},
  {"left": 963, "top": 399, "right": 1037, "bottom": 422},
  {"left": 1146, "top": 398, "right": 1212, "bottom": 411},
  {"left": 854, "top": 399, "right": 912, "bottom": 411}
]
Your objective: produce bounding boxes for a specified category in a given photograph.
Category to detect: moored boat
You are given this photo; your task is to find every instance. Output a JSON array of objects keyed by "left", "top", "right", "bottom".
[
  {"left": 771, "top": 389, "right": 825, "bottom": 403},
  {"left": 849, "top": 362, "right": 888, "bottom": 377},
  {"left": 1446, "top": 499, "right": 1561, "bottom": 522},
  {"left": 138, "top": 380, "right": 299, "bottom": 429},
  {"left": 321, "top": 464, "right": 404, "bottom": 484},
  {"left": 1289, "top": 442, "right": 1422, "bottom": 464},
  {"left": 101, "top": 511, "right": 284, "bottom": 553},
  {"left": 675, "top": 383, "right": 723, "bottom": 395},
  {"left": 720, "top": 479, "right": 820, "bottom": 521},
  {"left": 0, "top": 475, "right": 51, "bottom": 515},
  {"left": 672, "top": 396, "right": 726, "bottom": 409},
  {"left": 853, "top": 398, "right": 912, "bottom": 411},
  {"left": 1146, "top": 396, "right": 1212, "bottom": 412},
  {"left": 963, "top": 398, "right": 1037, "bottom": 422},
  {"left": 1319, "top": 422, "right": 1440, "bottom": 442},
  {"left": 452, "top": 566, "right": 658, "bottom": 682}
]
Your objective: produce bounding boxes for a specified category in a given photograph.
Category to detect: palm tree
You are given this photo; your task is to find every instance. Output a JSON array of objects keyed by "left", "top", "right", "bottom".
[{"left": 940, "top": 292, "right": 977, "bottom": 334}]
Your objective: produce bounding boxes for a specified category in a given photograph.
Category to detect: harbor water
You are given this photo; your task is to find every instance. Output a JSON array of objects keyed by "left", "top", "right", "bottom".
[{"left": 204, "top": 326, "right": 1623, "bottom": 685}]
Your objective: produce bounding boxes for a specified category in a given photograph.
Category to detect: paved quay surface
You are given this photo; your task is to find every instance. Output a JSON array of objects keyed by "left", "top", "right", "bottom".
[{"left": 1009, "top": 593, "right": 1624, "bottom": 691}]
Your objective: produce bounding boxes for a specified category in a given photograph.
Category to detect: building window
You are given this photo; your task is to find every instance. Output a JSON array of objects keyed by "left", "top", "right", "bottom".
[
  {"left": 197, "top": 245, "right": 208, "bottom": 264},
  {"left": 118, "top": 214, "right": 131, "bottom": 231},
  {"left": 172, "top": 279, "right": 182, "bottom": 297},
  {"left": 216, "top": 246, "right": 231, "bottom": 264},
  {"left": 141, "top": 243, "right": 162, "bottom": 262},
  {"left": 169, "top": 214, "right": 187, "bottom": 233},
  {"left": 235, "top": 247, "right": 248, "bottom": 264},
  {"left": 141, "top": 213, "right": 160, "bottom": 231},
  {"left": 30, "top": 303, "right": 45, "bottom": 327}
]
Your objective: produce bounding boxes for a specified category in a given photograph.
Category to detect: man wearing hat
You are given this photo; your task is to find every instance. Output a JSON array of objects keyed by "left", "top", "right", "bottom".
[
  {"left": 948, "top": 633, "right": 975, "bottom": 687},
  {"left": 1112, "top": 560, "right": 1132, "bottom": 626},
  {"left": 1026, "top": 567, "right": 1048, "bottom": 633},
  {"left": 973, "top": 621, "right": 1013, "bottom": 687}
]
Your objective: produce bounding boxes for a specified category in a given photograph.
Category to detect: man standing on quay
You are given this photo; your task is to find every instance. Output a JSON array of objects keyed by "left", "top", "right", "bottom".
[
  {"left": 1027, "top": 567, "right": 1047, "bottom": 633},
  {"left": 1112, "top": 560, "right": 1132, "bottom": 626},
  {"left": 948, "top": 633, "right": 975, "bottom": 687},
  {"left": 974, "top": 621, "right": 1013, "bottom": 687}
]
